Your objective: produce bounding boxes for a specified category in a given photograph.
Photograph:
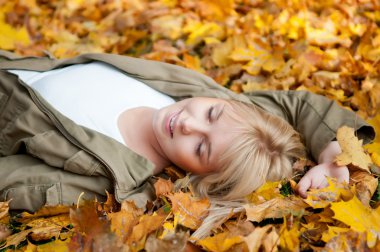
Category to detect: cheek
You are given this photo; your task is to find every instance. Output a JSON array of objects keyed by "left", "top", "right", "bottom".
[{"left": 170, "top": 142, "right": 195, "bottom": 168}]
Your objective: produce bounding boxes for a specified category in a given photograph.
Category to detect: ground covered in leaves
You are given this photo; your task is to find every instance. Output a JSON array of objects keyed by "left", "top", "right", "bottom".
[{"left": 0, "top": 0, "right": 380, "bottom": 251}]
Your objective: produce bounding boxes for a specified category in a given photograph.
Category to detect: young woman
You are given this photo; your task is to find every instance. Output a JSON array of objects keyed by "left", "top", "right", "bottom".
[{"left": 0, "top": 51, "right": 375, "bottom": 214}]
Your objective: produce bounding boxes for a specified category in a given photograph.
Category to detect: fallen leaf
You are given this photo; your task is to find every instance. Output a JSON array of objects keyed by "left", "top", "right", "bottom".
[
  {"left": 335, "top": 126, "right": 372, "bottom": 171},
  {"left": 168, "top": 192, "right": 210, "bottom": 230},
  {"left": 246, "top": 181, "right": 283, "bottom": 204},
  {"left": 243, "top": 225, "right": 277, "bottom": 252},
  {"left": 145, "top": 231, "right": 189, "bottom": 252},
  {"left": 350, "top": 170, "right": 378, "bottom": 206},
  {"left": 304, "top": 178, "right": 354, "bottom": 208},
  {"left": 18, "top": 205, "right": 70, "bottom": 221},
  {"left": 244, "top": 196, "right": 308, "bottom": 223},
  {"left": 154, "top": 178, "right": 174, "bottom": 197},
  {"left": 128, "top": 212, "right": 167, "bottom": 251},
  {"left": 0, "top": 201, "right": 10, "bottom": 220},
  {"left": 197, "top": 231, "right": 243, "bottom": 252},
  {"left": 321, "top": 226, "right": 350, "bottom": 243},
  {"left": 279, "top": 219, "right": 300, "bottom": 252},
  {"left": 330, "top": 196, "right": 380, "bottom": 248},
  {"left": 0, "top": 230, "right": 31, "bottom": 249}
]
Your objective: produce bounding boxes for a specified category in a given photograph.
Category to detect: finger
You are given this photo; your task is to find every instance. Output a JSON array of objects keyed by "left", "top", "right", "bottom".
[{"left": 296, "top": 176, "right": 312, "bottom": 198}]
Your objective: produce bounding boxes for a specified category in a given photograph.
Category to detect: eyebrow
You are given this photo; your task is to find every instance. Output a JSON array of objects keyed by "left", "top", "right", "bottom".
[{"left": 206, "top": 104, "right": 225, "bottom": 165}]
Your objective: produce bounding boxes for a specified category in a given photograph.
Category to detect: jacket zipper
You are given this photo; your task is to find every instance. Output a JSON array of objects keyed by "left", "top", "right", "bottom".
[{"left": 25, "top": 86, "right": 120, "bottom": 199}]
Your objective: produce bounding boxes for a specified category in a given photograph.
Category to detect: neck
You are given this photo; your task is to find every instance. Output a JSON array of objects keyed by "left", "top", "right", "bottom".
[{"left": 118, "top": 107, "right": 170, "bottom": 174}]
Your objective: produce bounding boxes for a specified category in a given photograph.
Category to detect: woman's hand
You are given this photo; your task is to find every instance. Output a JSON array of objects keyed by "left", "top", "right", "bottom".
[{"left": 296, "top": 141, "right": 349, "bottom": 198}]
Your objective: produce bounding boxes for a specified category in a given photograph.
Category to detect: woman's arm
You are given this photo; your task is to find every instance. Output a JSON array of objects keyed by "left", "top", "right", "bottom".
[
  {"left": 244, "top": 90, "right": 375, "bottom": 196},
  {"left": 245, "top": 90, "right": 375, "bottom": 161},
  {"left": 296, "top": 141, "right": 349, "bottom": 198}
]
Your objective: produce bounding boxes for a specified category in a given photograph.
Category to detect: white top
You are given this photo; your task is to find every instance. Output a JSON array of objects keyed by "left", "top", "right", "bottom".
[{"left": 9, "top": 62, "right": 175, "bottom": 144}]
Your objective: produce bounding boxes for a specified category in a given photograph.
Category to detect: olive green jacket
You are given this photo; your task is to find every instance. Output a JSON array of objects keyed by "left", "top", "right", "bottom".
[{"left": 0, "top": 51, "right": 374, "bottom": 212}]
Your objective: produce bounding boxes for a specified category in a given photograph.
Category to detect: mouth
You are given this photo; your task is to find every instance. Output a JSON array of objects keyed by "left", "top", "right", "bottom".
[{"left": 166, "top": 111, "right": 181, "bottom": 138}]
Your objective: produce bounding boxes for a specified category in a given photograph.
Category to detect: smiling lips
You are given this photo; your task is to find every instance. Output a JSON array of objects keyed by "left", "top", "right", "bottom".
[{"left": 167, "top": 111, "right": 181, "bottom": 138}]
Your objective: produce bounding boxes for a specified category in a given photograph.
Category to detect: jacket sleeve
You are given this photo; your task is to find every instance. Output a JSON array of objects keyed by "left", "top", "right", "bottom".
[{"left": 244, "top": 90, "right": 375, "bottom": 161}]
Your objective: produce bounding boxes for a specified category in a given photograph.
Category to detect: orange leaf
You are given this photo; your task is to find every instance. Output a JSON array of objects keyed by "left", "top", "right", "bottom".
[
  {"left": 154, "top": 178, "right": 174, "bottom": 197},
  {"left": 168, "top": 192, "right": 210, "bottom": 230}
]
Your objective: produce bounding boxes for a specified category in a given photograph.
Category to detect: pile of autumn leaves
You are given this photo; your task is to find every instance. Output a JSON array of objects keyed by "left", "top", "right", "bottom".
[
  {"left": 0, "top": 127, "right": 378, "bottom": 251},
  {"left": 1, "top": 0, "right": 380, "bottom": 251}
]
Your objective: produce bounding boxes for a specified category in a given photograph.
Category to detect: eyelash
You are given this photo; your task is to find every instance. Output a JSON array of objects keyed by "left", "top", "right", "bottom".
[{"left": 196, "top": 106, "right": 214, "bottom": 157}]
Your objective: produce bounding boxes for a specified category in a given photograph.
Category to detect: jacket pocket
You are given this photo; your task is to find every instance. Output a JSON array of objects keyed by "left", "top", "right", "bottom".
[
  {"left": 64, "top": 150, "right": 101, "bottom": 176},
  {"left": 2, "top": 183, "right": 61, "bottom": 212},
  {"left": 24, "top": 130, "right": 103, "bottom": 176}
]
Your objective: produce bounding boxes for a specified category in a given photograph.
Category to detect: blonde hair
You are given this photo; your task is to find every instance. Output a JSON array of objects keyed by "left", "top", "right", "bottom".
[
  {"left": 190, "top": 100, "right": 305, "bottom": 201},
  {"left": 190, "top": 100, "right": 305, "bottom": 239}
]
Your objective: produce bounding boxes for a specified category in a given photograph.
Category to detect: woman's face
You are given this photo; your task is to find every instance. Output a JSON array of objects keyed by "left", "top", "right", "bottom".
[{"left": 152, "top": 97, "right": 239, "bottom": 174}]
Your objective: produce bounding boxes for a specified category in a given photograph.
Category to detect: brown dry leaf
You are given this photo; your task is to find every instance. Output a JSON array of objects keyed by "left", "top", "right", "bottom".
[
  {"left": 0, "top": 230, "right": 31, "bottom": 249},
  {"left": 0, "top": 201, "right": 10, "bottom": 220},
  {"left": 29, "top": 225, "right": 62, "bottom": 241},
  {"left": 292, "top": 158, "right": 316, "bottom": 172},
  {"left": 154, "top": 177, "right": 174, "bottom": 197},
  {"left": 164, "top": 166, "right": 186, "bottom": 181},
  {"left": 323, "top": 230, "right": 368, "bottom": 251},
  {"left": 145, "top": 231, "right": 189, "bottom": 252},
  {"left": 335, "top": 126, "right": 373, "bottom": 171},
  {"left": 304, "top": 178, "right": 354, "bottom": 208},
  {"left": 243, "top": 225, "right": 278, "bottom": 252},
  {"left": 108, "top": 201, "right": 143, "bottom": 243},
  {"left": 18, "top": 205, "right": 71, "bottom": 221},
  {"left": 69, "top": 201, "right": 111, "bottom": 251},
  {"left": 99, "top": 191, "right": 119, "bottom": 213},
  {"left": 330, "top": 196, "right": 380, "bottom": 248},
  {"left": 168, "top": 192, "right": 210, "bottom": 230},
  {"left": 197, "top": 231, "right": 243, "bottom": 252},
  {"left": 244, "top": 196, "right": 308, "bottom": 223},
  {"left": 350, "top": 170, "right": 378, "bottom": 206},
  {"left": 127, "top": 212, "right": 167, "bottom": 251}
]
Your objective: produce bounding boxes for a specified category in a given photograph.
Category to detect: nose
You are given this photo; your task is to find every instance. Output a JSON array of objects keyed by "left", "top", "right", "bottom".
[{"left": 180, "top": 117, "right": 207, "bottom": 135}]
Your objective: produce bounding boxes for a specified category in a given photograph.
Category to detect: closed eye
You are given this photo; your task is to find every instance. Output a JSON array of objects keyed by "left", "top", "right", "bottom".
[
  {"left": 196, "top": 139, "right": 204, "bottom": 157},
  {"left": 208, "top": 106, "right": 214, "bottom": 121}
]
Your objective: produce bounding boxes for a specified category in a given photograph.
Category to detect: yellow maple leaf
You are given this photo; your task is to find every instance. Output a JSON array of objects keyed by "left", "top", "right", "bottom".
[
  {"left": 246, "top": 181, "right": 283, "bottom": 204},
  {"left": 279, "top": 219, "right": 300, "bottom": 252},
  {"left": 184, "top": 20, "right": 224, "bottom": 47},
  {"left": 335, "top": 126, "right": 372, "bottom": 171},
  {"left": 330, "top": 196, "right": 380, "bottom": 248},
  {"left": 304, "top": 177, "right": 354, "bottom": 208},
  {"left": 321, "top": 226, "right": 350, "bottom": 243},
  {"left": 197, "top": 231, "right": 243, "bottom": 252}
]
